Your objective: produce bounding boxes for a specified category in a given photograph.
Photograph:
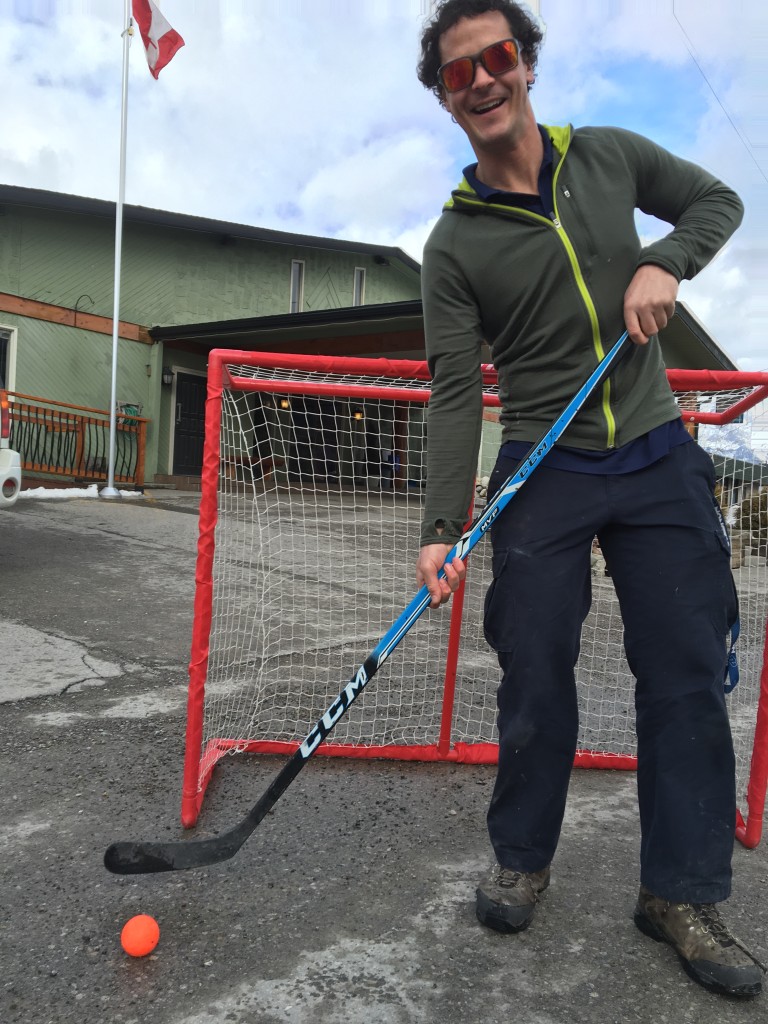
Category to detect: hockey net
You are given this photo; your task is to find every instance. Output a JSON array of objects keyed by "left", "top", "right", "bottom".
[{"left": 182, "top": 350, "right": 768, "bottom": 848}]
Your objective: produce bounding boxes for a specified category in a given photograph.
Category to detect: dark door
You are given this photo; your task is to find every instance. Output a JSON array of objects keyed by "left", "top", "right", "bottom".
[
  {"left": 173, "top": 372, "right": 207, "bottom": 475},
  {"left": 0, "top": 328, "right": 9, "bottom": 385}
]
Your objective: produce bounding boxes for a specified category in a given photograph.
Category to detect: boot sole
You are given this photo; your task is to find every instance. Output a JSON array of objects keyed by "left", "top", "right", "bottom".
[
  {"left": 475, "top": 876, "right": 550, "bottom": 935},
  {"left": 634, "top": 909, "right": 762, "bottom": 998},
  {"left": 476, "top": 891, "right": 534, "bottom": 933}
]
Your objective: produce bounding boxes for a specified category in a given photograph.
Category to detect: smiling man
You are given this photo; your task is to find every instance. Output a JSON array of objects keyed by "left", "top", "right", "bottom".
[{"left": 415, "top": 0, "right": 764, "bottom": 999}]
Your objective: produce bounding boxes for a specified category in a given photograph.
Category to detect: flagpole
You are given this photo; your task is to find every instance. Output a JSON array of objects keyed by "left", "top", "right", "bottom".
[{"left": 101, "top": 0, "right": 133, "bottom": 499}]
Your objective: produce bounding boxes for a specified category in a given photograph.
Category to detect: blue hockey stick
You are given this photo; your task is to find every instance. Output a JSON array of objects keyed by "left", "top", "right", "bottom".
[{"left": 104, "top": 330, "right": 631, "bottom": 874}]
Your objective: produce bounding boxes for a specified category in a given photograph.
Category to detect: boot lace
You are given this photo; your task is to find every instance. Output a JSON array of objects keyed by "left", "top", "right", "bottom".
[
  {"left": 495, "top": 868, "right": 526, "bottom": 889},
  {"left": 687, "top": 903, "right": 767, "bottom": 972}
]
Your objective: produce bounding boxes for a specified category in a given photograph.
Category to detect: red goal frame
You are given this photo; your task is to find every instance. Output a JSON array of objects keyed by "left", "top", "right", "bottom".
[{"left": 181, "top": 351, "right": 768, "bottom": 849}]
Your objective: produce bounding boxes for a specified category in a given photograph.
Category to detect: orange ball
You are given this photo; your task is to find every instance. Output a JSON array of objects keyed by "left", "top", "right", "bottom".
[{"left": 120, "top": 914, "right": 160, "bottom": 957}]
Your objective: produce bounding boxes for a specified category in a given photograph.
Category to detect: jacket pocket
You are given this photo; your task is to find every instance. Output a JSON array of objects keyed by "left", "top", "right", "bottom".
[
  {"left": 483, "top": 549, "right": 513, "bottom": 652},
  {"left": 558, "top": 182, "right": 599, "bottom": 275}
]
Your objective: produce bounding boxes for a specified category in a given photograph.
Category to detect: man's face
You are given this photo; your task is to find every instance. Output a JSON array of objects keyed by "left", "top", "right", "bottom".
[{"left": 439, "top": 11, "right": 534, "bottom": 158}]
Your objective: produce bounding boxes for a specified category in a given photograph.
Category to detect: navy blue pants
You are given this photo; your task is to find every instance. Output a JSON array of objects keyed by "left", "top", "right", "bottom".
[{"left": 482, "top": 441, "right": 738, "bottom": 903}]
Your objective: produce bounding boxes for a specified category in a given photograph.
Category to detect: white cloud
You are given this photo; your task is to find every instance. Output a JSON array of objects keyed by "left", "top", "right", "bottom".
[
  {"left": 298, "top": 131, "right": 455, "bottom": 239},
  {"left": 0, "top": 0, "right": 764, "bottom": 367},
  {"left": 679, "top": 248, "right": 753, "bottom": 367}
]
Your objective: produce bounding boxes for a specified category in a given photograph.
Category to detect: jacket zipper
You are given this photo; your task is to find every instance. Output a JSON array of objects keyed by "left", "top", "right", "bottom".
[
  {"left": 450, "top": 153, "right": 618, "bottom": 448},
  {"left": 550, "top": 147, "right": 617, "bottom": 448}
]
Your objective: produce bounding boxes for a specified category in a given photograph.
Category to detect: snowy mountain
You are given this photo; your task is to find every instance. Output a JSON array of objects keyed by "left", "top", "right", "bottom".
[{"left": 698, "top": 421, "right": 768, "bottom": 465}]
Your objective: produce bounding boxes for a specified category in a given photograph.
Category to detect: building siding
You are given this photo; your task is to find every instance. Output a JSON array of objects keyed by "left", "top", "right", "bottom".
[
  {"left": 0, "top": 200, "right": 421, "bottom": 483},
  {"left": 1, "top": 208, "right": 419, "bottom": 328}
]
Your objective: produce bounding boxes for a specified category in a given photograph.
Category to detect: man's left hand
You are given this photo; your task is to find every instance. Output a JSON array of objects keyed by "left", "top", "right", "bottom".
[{"left": 623, "top": 264, "right": 679, "bottom": 345}]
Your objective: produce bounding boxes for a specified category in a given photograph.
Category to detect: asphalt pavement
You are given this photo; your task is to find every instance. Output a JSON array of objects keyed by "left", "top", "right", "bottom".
[{"left": 1, "top": 491, "right": 766, "bottom": 1024}]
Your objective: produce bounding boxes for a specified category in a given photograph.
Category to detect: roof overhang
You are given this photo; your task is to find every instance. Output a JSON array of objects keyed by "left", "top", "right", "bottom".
[
  {"left": 659, "top": 302, "right": 738, "bottom": 370},
  {"left": 151, "top": 300, "right": 428, "bottom": 358},
  {"left": 151, "top": 299, "right": 738, "bottom": 369}
]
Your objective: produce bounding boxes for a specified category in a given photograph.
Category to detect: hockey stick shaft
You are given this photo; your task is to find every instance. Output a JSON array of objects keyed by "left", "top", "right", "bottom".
[{"left": 104, "top": 331, "right": 631, "bottom": 874}]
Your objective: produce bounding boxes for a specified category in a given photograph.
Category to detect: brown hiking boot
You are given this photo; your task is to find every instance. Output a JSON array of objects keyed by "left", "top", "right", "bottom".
[
  {"left": 634, "top": 887, "right": 765, "bottom": 997},
  {"left": 476, "top": 864, "right": 550, "bottom": 933}
]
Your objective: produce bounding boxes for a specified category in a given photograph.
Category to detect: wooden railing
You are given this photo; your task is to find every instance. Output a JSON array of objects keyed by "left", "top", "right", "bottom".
[{"left": 2, "top": 390, "right": 148, "bottom": 487}]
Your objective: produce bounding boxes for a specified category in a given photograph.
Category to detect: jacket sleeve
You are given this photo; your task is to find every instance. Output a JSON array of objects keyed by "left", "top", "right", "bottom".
[
  {"left": 616, "top": 129, "right": 744, "bottom": 281},
  {"left": 420, "top": 225, "right": 484, "bottom": 546}
]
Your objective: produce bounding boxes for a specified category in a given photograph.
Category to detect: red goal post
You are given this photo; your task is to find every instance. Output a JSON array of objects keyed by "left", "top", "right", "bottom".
[{"left": 181, "top": 350, "right": 768, "bottom": 850}]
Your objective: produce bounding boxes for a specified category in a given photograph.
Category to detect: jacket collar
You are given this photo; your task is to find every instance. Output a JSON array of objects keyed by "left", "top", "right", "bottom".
[{"left": 444, "top": 123, "right": 572, "bottom": 209}]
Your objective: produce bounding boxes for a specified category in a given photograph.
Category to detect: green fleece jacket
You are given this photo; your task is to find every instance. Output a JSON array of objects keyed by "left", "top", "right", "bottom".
[{"left": 420, "top": 124, "right": 744, "bottom": 545}]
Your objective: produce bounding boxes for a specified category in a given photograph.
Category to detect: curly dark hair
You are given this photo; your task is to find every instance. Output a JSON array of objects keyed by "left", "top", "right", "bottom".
[{"left": 417, "top": 0, "right": 544, "bottom": 102}]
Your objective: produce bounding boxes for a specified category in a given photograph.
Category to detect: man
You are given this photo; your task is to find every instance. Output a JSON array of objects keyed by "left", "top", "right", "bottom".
[{"left": 415, "top": 0, "right": 764, "bottom": 998}]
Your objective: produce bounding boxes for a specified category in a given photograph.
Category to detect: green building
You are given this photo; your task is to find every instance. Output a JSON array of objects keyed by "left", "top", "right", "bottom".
[{"left": 0, "top": 185, "right": 421, "bottom": 484}]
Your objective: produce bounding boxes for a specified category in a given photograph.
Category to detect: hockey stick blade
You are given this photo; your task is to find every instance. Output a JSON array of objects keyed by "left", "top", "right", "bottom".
[
  {"left": 104, "top": 332, "right": 631, "bottom": 875},
  {"left": 104, "top": 754, "right": 305, "bottom": 873},
  {"left": 104, "top": 821, "right": 251, "bottom": 874}
]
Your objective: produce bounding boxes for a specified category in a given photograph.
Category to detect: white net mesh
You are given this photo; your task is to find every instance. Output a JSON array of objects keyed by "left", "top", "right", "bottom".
[
  {"left": 205, "top": 375, "right": 453, "bottom": 752},
  {"left": 193, "top": 363, "right": 768, "bottom": 828}
]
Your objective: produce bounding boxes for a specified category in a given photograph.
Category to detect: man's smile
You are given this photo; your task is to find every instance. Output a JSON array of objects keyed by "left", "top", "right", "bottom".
[{"left": 472, "top": 97, "right": 506, "bottom": 115}]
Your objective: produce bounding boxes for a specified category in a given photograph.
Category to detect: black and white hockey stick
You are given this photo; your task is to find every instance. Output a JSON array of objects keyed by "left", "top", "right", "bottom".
[{"left": 104, "top": 331, "right": 631, "bottom": 875}]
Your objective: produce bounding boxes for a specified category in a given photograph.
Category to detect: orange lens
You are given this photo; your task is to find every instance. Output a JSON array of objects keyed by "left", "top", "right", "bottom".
[
  {"left": 438, "top": 39, "right": 520, "bottom": 93},
  {"left": 482, "top": 39, "right": 519, "bottom": 73},
  {"left": 440, "top": 57, "right": 473, "bottom": 93}
]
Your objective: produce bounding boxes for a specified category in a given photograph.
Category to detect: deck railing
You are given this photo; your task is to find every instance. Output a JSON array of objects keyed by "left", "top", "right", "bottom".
[{"left": 2, "top": 390, "right": 148, "bottom": 487}]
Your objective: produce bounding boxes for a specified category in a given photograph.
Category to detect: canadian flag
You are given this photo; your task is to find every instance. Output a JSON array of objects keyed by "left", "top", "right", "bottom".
[{"left": 132, "top": 0, "right": 185, "bottom": 79}]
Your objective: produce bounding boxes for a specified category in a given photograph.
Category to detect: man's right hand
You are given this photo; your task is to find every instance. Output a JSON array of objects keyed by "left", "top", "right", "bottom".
[{"left": 416, "top": 543, "right": 466, "bottom": 608}]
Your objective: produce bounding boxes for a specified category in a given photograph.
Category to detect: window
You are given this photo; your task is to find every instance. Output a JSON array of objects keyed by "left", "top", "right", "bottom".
[
  {"left": 289, "top": 260, "right": 305, "bottom": 314},
  {"left": 353, "top": 267, "right": 366, "bottom": 307},
  {"left": 0, "top": 327, "right": 12, "bottom": 389}
]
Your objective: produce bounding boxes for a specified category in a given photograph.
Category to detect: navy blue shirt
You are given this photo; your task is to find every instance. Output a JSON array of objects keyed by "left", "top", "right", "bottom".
[
  {"left": 463, "top": 124, "right": 555, "bottom": 219},
  {"left": 463, "top": 126, "right": 690, "bottom": 474}
]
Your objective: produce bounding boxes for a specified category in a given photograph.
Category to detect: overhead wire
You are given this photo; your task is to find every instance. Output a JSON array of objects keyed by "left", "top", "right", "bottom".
[{"left": 672, "top": 2, "right": 767, "bottom": 186}]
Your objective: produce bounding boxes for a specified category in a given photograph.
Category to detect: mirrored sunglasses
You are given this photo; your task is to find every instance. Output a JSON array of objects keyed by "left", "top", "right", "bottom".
[{"left": 438, "top": 38, "right": 521, "bottom": 93}]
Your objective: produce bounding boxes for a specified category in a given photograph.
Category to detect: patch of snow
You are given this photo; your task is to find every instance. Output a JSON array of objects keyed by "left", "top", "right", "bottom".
[{"left": 18, "top": 484, "right": 142, "bottom": 500}]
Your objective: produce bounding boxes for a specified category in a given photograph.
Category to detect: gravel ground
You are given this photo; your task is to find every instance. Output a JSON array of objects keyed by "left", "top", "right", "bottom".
[{"left": 1, "top": 492, "right": 766, "bottom": 1024}]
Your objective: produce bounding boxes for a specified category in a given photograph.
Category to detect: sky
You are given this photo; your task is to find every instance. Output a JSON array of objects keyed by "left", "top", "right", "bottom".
[{"left": 0, "top": 0, "right": 765, "bottom": 369}]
